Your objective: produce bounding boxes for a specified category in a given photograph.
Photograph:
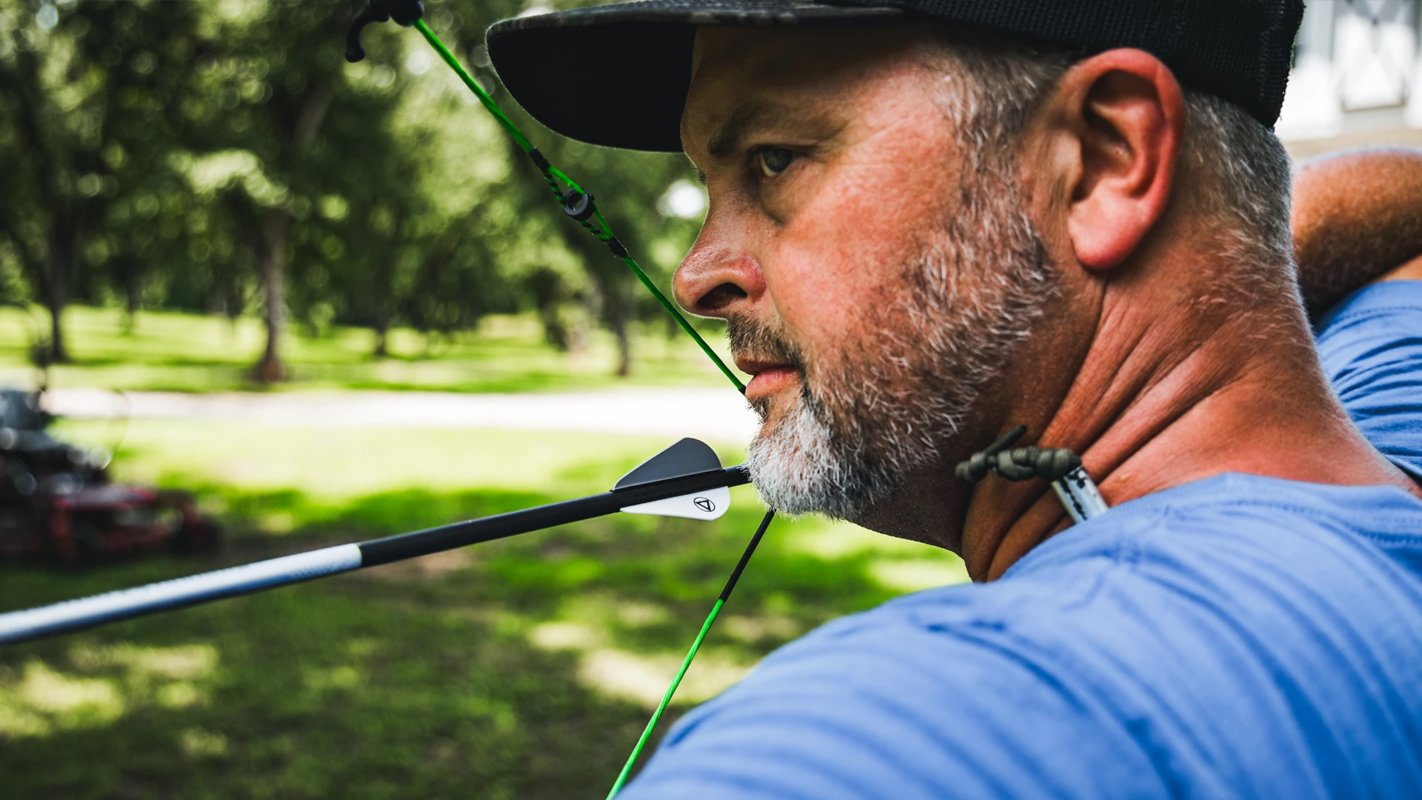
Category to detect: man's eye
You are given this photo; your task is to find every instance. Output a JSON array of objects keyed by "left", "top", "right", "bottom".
[{"left": 757, "top": 147, "right": 797, "bottom": 178}]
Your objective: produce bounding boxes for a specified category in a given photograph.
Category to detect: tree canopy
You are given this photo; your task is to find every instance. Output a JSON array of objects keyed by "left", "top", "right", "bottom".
[{"left": 0, "top": 0, "right": 707, "bottom": 379}]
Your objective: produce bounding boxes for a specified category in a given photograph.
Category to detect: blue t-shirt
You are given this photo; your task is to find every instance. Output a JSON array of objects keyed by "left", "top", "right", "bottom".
[
  {"left": 1317, "top": 280, "right": 1422, "bottom": 479},
  {"left": 622, "top": 281, "right": 1422, "bottom": 799}
]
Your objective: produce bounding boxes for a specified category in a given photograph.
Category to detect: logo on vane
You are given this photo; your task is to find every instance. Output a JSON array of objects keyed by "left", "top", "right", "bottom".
[{"left": 693, "top": 497, "right": 716, "bottom": 513}]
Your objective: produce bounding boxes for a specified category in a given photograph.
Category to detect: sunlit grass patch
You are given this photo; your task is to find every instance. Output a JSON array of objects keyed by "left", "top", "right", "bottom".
[
  {"left": 178, "top": 726, "right": 228, "bottom": 758},
  {"left": 868, "top": 559, "right": 971, "bottom": 593},
  {"left": 56, "top": 419, "right": 711, "bottom": 502},
  {"left": 0, "top": 662, "right": 125, "bottom": 737},
  {"left": 72, "top": 642, "right": 218, "bottom": 681},
  {"left": 0, "top": 305, "right": 736, "bottom": 394},
  {"left": 0, "top": 642, "right": 221, "bottom": 741},
  {"left": 577, "top": 648, "right": 752, "bottom": 709}
]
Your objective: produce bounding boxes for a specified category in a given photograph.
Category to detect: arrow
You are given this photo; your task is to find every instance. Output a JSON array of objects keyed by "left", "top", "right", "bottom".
[
  {"left": 0, "top": 439, "right": 748, "bottom": 645},
  {"left": 341, "top": 9, "right": 766, "bottom": 796}
]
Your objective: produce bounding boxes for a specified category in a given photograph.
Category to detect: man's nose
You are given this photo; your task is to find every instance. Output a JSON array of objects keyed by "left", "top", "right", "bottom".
[{"left": 673, "top": 230, "right": 767, "bottom": 318}]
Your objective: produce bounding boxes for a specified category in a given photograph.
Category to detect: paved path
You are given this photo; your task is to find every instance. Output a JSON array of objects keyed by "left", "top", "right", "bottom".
[{"left": 45, "top": 387, "right": 761, "bottom": 443}]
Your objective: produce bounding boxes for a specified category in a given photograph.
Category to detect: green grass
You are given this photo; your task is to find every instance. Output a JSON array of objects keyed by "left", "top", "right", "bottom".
[
  {"left": 0, "top": 306, "right": 737, "bottom": 394},
  {"left": 0, "top": 421, "right": 966, "bottom": 799}
]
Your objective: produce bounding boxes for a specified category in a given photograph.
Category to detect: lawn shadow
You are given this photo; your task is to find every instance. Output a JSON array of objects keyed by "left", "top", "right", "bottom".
[{"left": 0, "top": 480, "right": 957, "bottom": 799}]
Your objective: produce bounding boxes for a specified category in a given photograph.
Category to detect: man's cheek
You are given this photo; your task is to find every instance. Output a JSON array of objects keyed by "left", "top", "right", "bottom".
[
  {"left": 767, "top": 216, "right": 921, "bottom": 345},
  {"left": 763, "top": 249, "right": 860, "bottom": 350}
]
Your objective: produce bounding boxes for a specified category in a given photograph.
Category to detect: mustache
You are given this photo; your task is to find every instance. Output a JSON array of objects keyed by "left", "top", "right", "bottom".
[{"left": 725, "top": 315, "right": 805, "bottom": 370}]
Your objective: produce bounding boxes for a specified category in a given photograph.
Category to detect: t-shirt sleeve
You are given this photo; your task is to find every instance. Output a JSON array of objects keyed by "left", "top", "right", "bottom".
[
  {"left": 1315, "top": 280, "right": 1422, "bottom": 480},
  {"left": 617, "top": 601, "right": 1163, "bottom": 800}
]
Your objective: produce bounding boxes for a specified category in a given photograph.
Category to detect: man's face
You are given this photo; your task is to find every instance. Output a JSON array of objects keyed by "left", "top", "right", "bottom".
[{"left": 676, "top": 25, "right": 1057, "bottom": 525}]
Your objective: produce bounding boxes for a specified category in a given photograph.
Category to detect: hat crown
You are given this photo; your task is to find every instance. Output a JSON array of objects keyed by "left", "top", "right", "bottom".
[{"left": 487, "top": 0, "right": 1305, "bottom": 152}]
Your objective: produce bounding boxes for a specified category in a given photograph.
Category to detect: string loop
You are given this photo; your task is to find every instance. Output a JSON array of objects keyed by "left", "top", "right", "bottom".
[{"left": 954, "top": 425, "right": 1082, "bottom": 484}]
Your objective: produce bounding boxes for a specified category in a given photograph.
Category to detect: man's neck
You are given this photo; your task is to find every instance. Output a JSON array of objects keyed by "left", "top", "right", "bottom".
[{"left": 956, "top": 287, "right": 1419, "bottom": 582}]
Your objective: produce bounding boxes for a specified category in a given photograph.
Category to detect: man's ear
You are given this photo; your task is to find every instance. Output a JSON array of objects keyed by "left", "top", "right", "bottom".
[{"left": 1049, "top": 49, "right": 1185, "bottom": 271}]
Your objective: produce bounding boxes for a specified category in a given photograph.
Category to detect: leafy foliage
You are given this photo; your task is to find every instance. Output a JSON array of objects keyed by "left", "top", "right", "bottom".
[{"left": 0, "top": 0, "right": 708, "bottom": 379}]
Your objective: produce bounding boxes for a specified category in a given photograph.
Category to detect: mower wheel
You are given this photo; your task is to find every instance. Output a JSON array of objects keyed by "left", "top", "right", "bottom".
[{"left": 172, "top": 519, "right": 222, "bottom": 556}]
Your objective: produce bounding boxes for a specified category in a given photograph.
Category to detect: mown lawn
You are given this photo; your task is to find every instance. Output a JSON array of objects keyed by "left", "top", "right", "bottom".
[
  {"left": 0, "top": 305, "right": 735, "bottom": 394},
  {"left": 0, "top": 421, "right": 967, "bottom": 799}
]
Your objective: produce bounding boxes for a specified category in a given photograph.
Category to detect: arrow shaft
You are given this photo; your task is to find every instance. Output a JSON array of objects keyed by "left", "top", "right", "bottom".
[
  {"left": 0, "top": 466, "right": 750, "bottom": 645},
  {"left": 0, "top": 545, "right": 364, "bottom": 645}
]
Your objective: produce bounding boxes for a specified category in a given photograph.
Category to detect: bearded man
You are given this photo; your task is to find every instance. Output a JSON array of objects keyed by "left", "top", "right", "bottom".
[{"left": 488, "top": 1, "right": 1422, "bottom": 796}]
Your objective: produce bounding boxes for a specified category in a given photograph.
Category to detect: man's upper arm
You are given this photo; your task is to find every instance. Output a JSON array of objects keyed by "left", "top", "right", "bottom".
[
  {"left": 1291, "top": 148, "right": 1422, "bottom": 318},
  {"left": 620, "top": 607, "right": 1163, "bottom": 800},
  {"left": 1315, "top": 279, "right": 1422, "bottom": 480},
  {"left": 1375, "top": 253, "right": 1422, "bottom": 285}
]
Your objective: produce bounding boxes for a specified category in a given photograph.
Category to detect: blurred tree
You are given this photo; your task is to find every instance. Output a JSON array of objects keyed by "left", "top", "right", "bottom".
[
  {"left": 339, "top": 0, "right": 573, "bottom": 356},
  {"left": 283, "top": 52, "right": 457, "bottom": 356},
  {"left": 526, "top": 265, "right": 581, "bottom": 351},
  {"left": 0, "top": 0, "right": 206, "bottom": 361},
  {"left": 181, "top": 0, "right": 364, "bottom": 381},
  {"left": 189, "top": 0, "right": 470, "bottom": 373},
  {"left": 430, "top": 0, "right": 704, "bottom": 377},
  {"left": 0, "top": 0, "right": 709, "bottom": 381}
]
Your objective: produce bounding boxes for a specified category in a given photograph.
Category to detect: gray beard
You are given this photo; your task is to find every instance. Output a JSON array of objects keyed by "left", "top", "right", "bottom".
[{"left": 735, "top": 183, "right": 1057, "bottom": 521}]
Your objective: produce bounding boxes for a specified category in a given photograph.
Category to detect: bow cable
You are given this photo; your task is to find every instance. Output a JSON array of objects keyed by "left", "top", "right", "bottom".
[
  {"left": 607, "top": 509, "right": 776, "bottom": 799},
  {"left": 348, "top": 8, "right": 769, "bottom": 794}
]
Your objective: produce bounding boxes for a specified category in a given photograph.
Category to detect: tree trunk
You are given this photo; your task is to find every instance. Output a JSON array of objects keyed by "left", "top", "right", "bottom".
[
  {"left": 122, "top": 270, "right": 140, "bottom": 335},
  {"left": 372, "top": 257, "right": 391, "bottom": 358},
  {"left": 45, "top": 291, "right": 67, "bottom": 365},
  {"left": 373, "top": 321, "right": 388, "bottom": 358},
  {"left": 43, "top": 223, "right": 73, "bottom": 364},
  {"left": 613, "top": 312, "right": 632, "bottom": 377},
  {"left": 253, "top": 210, "right": 290, "bottom": 383},
  {"left": 539, "top": 307, "right": 570, "bottom": 352},
  {"left": 570, "top": 233, "right": 634, "bottom": 378},
  {"left": 594, "top": 271, "right": 632, "bottom": 378},
  {"left": 248, "top": 70, "right": 336, "bottom": 383},
  {"left": 527, "top": 267, "right": 570, "bottom": 351}
]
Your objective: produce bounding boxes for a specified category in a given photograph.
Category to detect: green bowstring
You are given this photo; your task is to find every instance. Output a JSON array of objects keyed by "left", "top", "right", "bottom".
[
  {"left": 609, "top": 598, "right": 723, "bottom": 797},
  {"left": 410, "top": 19, "right": 770, "bottom": 797},
  {"left": 606, "top": 510, "right": 775, "bottom": 798},
  {"left": 413, "top": 20, "right": 745, "bottom": 393}
]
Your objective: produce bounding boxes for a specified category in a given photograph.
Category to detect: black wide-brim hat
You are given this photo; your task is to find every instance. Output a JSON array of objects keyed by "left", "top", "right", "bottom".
[{"left": 486, "top": 0, "right": 1304, "bottom": 153}]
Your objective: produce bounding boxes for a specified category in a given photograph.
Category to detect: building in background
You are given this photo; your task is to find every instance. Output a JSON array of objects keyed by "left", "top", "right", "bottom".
[{"left": 1279, "top": 0, "right": 1422, "bottom": 157}]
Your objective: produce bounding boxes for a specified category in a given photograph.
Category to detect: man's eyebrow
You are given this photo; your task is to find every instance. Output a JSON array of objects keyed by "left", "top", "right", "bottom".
[{"left": 705, "top": 100, "right": 794, "bottom": 161}]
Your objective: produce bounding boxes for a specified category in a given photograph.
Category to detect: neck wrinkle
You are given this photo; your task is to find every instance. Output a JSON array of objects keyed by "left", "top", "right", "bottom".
[{"left": 961, "top": 292, "right": 1330, "bottom": 582}]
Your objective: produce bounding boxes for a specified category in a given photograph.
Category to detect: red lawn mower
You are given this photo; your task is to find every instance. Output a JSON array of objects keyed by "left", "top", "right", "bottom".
[
  {"left": 0, "top": 388, "right": 219, "bottom": 564},
  {"left": 0, "top": 302, "right": 218, "bottom": 564}
]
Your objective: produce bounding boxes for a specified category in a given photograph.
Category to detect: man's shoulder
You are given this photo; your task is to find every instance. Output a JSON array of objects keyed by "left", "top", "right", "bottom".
[
  {"left": 847, "top": 475, "right": 1422, "bottom": 653},
  {"left": 632, "top": 476, "right": 1422, "bottom": 799},
  {"left": 777, "top": 476, "right": 1422, "bottom": 668},
  {"left": 1316, "top": 279, "right": 1422, "bottom": 479}
]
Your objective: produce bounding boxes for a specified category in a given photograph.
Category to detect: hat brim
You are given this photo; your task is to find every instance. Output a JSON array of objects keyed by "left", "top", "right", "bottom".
[{"left": 486, "top": 1, "right": 904, "bottom": 153}]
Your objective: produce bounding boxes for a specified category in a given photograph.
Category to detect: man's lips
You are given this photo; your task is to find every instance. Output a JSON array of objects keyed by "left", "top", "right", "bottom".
[{"left": 736, "top": 357, "right": 800, "bottom": 400}]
